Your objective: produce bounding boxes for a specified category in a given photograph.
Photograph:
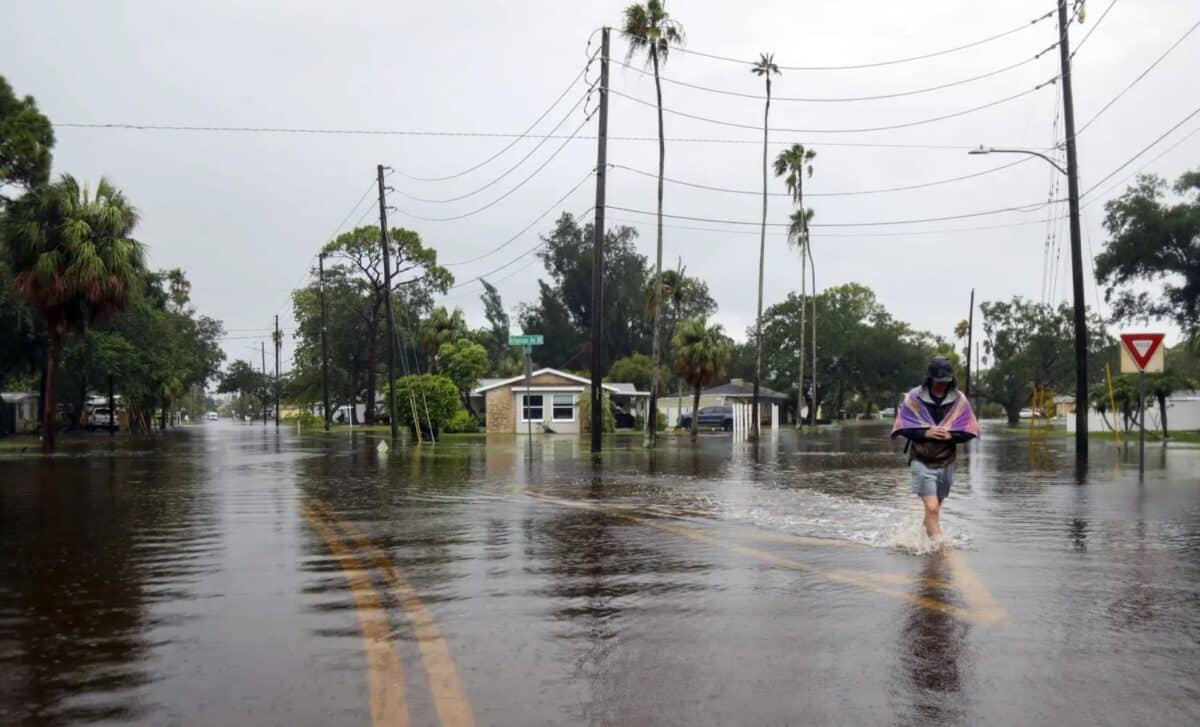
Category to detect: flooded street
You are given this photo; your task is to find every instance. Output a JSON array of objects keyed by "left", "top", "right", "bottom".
[{"left": 2, "top": 423, "right": 1198, "bottom": 725}]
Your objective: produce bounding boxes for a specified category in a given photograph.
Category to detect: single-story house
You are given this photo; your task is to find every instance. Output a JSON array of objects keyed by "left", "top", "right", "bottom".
[
  {"left": 1069, "top": 389, "right": 1200, "bottom": 433},
  {"left": 471, "top": 369, "right": 646, "bottom": 434},
  {"left": 1, "top": 392, "right": 39, "bottom": 436},
  {"left": 658, "top": 378, "right": 791, "bottom": 427},
  {"left": 1052, "top": 395, "right": 1076, "bottom": 417}
]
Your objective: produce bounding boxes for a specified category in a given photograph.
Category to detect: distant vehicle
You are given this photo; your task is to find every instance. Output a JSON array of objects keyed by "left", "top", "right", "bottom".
[
  {"left": 879, "top": 407, "right": 897, "bottom": 418},
  {"left": 205, "top": 411, "right": 219, "bottom": 422},
  {"left": 679, "top": 406, "right": 734, "bottom": 432},
  {"left": 87, "top": 407, "right": 118, "bottom": 432},
  {"left": 1019, "top": 408, "right": 1034, "bottom": 419}
]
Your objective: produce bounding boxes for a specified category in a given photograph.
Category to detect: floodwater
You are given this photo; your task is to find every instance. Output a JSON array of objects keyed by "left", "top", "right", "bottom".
[{"left": 1, "top": 423, "right": 1197, "bottom": 726}]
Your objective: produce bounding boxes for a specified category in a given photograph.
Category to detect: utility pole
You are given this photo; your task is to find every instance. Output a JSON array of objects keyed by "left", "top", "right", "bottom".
[
  {"left": 108, "top": 374, "right": 115, "bottom": 437},
  {"left": 377, "top": 164, "right": 400, "bottom": 442},
  {"left": 589, "top": 26, "right": 610, "bottom": 455},
  {"left": 318, "top": 252, "right": 331, "bottom": 432},
  {"left": 274, "top": 314, "right": 281, "bottom": 427},
  {"left": 261, "top": 341, "right": 267, "bottom": 426},
  {"left": 965, "top": 288, "right": 975, "bottom": 397},
  {"left": 1057, "top": 0, "right": 1089, "bottom": 461}
]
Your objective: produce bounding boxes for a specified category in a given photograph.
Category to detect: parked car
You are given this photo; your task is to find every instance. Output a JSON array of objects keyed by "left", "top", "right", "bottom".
[
  {"left": 879, "top": 407, "right": 896, "bottom": 418},
  {"left": 205, "top": 411, "right": 219, "bottom": 422},
  {"left": 679, "top": 406, "right": 734, "bottom": 432},
  {"left": 86, "top": 407, "right": 118, "bottom": 432}
]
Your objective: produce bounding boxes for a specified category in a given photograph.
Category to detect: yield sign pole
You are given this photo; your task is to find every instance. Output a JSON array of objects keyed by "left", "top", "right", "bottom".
[{"left": 1120, "top": 332, "right": 1166, "bottom": 480}]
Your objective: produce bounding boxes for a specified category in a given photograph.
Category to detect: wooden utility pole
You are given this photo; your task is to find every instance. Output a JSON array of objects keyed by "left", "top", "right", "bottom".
[
  {"left": 965, "top": 288, "right": 975, "bottom": 397},
  {"left": 377, "top": 164, "right": 399, "bottom": 442},
  {"left": 589, "top": 26, "right": 610, "bottom": 455},
  {"left": 1056, "top": 0, "right": 1089, "bottom": 461},
  {"left": 261, "top": 341, "right": 267, "bottom": 426},
  {"left": 318, "top": 253, "right": 331, "bottom": 432},
  {"left": 274, "top": 314, "right": 281, "bottom": 427}
]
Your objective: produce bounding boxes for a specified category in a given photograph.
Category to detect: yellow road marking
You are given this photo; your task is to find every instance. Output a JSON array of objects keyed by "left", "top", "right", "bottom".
[
  {"left": 314, "top": 500, "right": 476, "bottom": 727},
  {"left": 522, "top": 491, "right": 1008, "bottom": 625},
  {"left": 944, "top": 550, "right": 1008, "bottom": 624},
  {"left": 299, "top": 504, "right": 409, "bottom": 727}
]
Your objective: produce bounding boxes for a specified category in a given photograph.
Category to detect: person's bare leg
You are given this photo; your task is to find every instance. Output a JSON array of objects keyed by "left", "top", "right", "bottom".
[{"left": 922, "top": 494, "right": 941, "bottom": 538}]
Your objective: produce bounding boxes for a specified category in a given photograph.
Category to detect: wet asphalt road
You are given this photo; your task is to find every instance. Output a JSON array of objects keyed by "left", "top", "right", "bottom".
[{"left": 1, "top": 422, "right": 1198, "bottom": 726}]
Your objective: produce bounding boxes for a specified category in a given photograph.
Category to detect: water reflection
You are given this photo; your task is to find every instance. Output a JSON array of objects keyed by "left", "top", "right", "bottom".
[{"left": 894, "top": 553, "right": 969, "bottom": 725}]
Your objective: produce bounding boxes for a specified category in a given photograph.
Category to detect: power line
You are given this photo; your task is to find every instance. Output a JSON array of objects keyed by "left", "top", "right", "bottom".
[
  {"left": 390, "top": 111, "right": 596, "bottom": 222},
  {"left": 612, "top": 49, "right": 1055, "bottom": 103},
  {"left": 447, "top": 206, "right": 594, "bottom": 290},
  {"left": 608, "top": 157, "right": 1033, "bottom": 198},
  {"left": 53, "top": 121, "right": 1038, "bottom": 151},
  {"left": 441, "top": 170, "right": 595, "bottom": 266},
  {"left": 393, "top": 56, "right": 595, "bottom": 182},
  {"left": 605, "top": 214, "right": 1058, "bottom": 239},
  {"left": 1071, "top": 0, "right": 1120, "bottom": 59},
  {"left": 608, "top": 82, "right": 1052, "bottom": 134},
  {"left": 1082, "top": 123, "right": 1200, "bottom": 208},
  {"left": 392, "top": 85, "right": 593, "bottom": 203},
  {"left": 1072, "top": 17, "right": 1200, "bottom": 139},
  {"left": 1080, "top": 102, "right": 1200, "bottom": 200},
  {"left": 607, "top": 198, "right": 1063, "bottom": 229},
  {"left": 667, "top": 9, "right": 1055, "bottom": 71}
]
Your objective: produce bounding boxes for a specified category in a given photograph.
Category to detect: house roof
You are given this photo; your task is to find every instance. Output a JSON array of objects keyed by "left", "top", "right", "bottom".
[
  {"left": 1, "top": 392, "right": 39, "bottom": 403},
  {"left": 471, "top": 368, "right": 644, "bottom": 396},
  {"left": 701, "top": 380, "right": 790, "bottom": 400}
]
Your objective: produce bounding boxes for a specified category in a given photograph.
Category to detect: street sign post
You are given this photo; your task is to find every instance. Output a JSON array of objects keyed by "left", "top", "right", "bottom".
[
  {"left": 509, "top": 334, "right": 543, "bottom": 445},
  {"left": 1120, "top": 333, "right": 1166, "bottom": 479}
]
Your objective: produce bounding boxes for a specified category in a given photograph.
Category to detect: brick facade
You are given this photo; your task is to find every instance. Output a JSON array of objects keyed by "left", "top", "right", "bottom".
[{"left": 486, "top": 388, "right": 515, "bottom": 432}]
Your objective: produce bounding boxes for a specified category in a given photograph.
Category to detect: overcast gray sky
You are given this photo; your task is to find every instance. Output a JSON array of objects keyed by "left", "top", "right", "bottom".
[{"left": 3, "top": 0, "right": 1197, "bottom": 371}]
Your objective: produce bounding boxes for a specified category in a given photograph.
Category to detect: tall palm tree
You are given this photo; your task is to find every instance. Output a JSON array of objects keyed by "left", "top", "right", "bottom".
[
  {"left": 750, "top": 53, "right": 780, "bottom": 441},
  {"left": 672, "top": 316, "right": 730, "bottom": 442},
  {"left": 775, "top": 143, "right": 816, "bottom": 426},
  {"left": 621, "top": 0, "right": 684, "bottom": 448},
  {"left": 5, "top": 175, "right": 145, "bottom": 452}
]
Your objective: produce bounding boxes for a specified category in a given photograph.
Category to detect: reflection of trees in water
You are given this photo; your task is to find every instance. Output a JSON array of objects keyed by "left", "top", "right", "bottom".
[
  {"left": 0, "top": 453, "right": 217, "bottom": 723},
  {"left": 893, "top": 553, "right": 971, "bottom": 726}
]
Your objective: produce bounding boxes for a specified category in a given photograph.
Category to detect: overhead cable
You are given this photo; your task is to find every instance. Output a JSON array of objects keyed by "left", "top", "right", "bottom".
[
  {"left": 608, "top": 157, "right": 1033, "bottom": 198},
  {"left": 440, "top": 170, "right": 596, "bottom": 266},
  {"left": 390, "top": 111, "right": 596, "bottom": 222},
  {"left": 392, "top": 85, "right": 593, "bottom": 203},
  {"left": 608, "top": 83, "right": 1051, "bottom": 134},
  {"left": 666, "top": 10, "right": 1055, "bottom": 71},
  {"left": 605, "top": 214, "right": 1058, "bottom": 239},
  {"left": 1082, "top": 123, "right": 1200, "bottom": 207},
  {"left": 447, "top": 206, "right": 594, "bottom": 290},
  {"left": 1080, "top": 102, "right": 1200, "bottom": 200},
  {"left": 612, "top": 50, "right": 1054, "bottom": 103},
  {"left": 1071, "top": 0, "right": 1120, "bottom": 59},
  {"left": 607, "top": 199, "right": 1063, "bottom": 228}
]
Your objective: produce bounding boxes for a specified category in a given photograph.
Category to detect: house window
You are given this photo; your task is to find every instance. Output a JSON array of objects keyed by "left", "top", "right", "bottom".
[
  {"left": 521, "top": 394, "right": 544, "bottom": 421},
  {"left": 552, "top": 393, "right": 575, "bottom": 422}
]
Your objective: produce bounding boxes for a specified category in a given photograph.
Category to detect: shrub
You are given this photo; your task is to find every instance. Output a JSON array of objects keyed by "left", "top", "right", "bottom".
[
  {"left": 388, "top": 374, "right": 459, "bottom": 433},
  {"left": 633, "top": 411, "right": 668, "bottom": 431},
  {"left": 979, "top": 402, "right": 1006, "bottom": 419},
  {"left": 578, "top": 388, "right": 615, "bottom": 433},
  {"left": 443, "top": 408, "right": 480, "bottom": 434}
]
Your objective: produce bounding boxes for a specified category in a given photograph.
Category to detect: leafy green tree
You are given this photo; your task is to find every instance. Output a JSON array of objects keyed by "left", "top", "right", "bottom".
[
  {"left": 621, "top": 0, "right": 685, "bottom": 447},
  {"left": 321, "top": 225, "right": 450, "bottom": 423},
  {"left": 437, "top": 339, "right": 489, "bottom": 414},
  {"left": 606, "top": 353, "right": 669, "bottom": 392},
  {"left": 644, "top": 266, "right": 716, "bottom": 391},
  {"left": 979, "top": 297, "right": 1112, "bottom": 425},
  {"left": 416, "top": 306, "right": 468, "bottom": 372},
  {"left": 218, "top": 360, "right": 268, "bottom": 421},
  {"left": 1147, "top": 370, "right": 1196, "bottom": 437},
  {"left": 578, "top": 388, "right": 616, "bottom": 433},
  {"left": 4, "top": 175, "right": 145, "bottom": 451},
  {"left": 291, "top": 262, "right": 372, "bottom": 423},
  {"left": 672, "top": 316, "right": 730, "bottom": 441},
  {"left": 478, "top": 279, "right": 513, "bottom": 372},
  {"left": 1096, "top": 171, "right": 1200, "bottom": 337},
  {"left": 388, "top": 374, "right": 459, "bottom": 436},
  {"left": 749, "top": 52, "right": 781, "bottom": 440},
  {"left": 0, "top": 76, "right": 55, "bottom": 205}
]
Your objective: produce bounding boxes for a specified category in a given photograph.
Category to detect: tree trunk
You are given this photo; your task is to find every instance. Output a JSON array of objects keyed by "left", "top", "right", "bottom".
[
  {"left": 349, "top": 363, "right": 359, "bottom": 425},
  {"left": 646, "top": 49, "right": 665, "bottom": 449},
  {"left": 41, "top": 331, "right": 63, "bottom": 453},
  {"left": 1005, "top": 403, "right": 1021, "bottom": 427},
  {"left": 752, "top": 76, "right": 770, "bottom": 442},
  {"left": 691, "top": 384, "right": 701, "bottom": 442},
  {"left": 159, "top": 402, "right": 168, "bottom": 432},
  {"left": 808, "top": 242, "right": 818, "bottom": 426},
  {"left": 1157, "top": 393, "right": 1169, "bottom": 437},
  {"left": 363, "top": 302, "right": 381, "bottom": 424},
  {"left": 797, "top": 242, "right": 807, "bottom": 428}
]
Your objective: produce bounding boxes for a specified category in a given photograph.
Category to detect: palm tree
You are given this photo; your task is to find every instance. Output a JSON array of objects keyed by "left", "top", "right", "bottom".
[
  {"left": 750, "top": 53, "right": 780, "bottom": 441},
  {"left": 621, "top": 0, "right": 684, "bottom": 448},
  {"left": 672, "top": 316, "right": 730, "bottom": 441},
  {"left": 775, "top": 143, "right": 816, "bottom": 426},
  {"left": 5, "top": 175, "right": 145, "bottom": 452}
]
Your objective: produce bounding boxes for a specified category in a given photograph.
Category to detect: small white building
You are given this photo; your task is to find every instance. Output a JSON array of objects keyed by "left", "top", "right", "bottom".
[
  {"left": 1069, "top": 389, "right": 1200, "bottom": 433},
  {"left": 658, "top": 379, "right": 790, "bottom": 428},
  {"left": 1, "top": 392, "right": 39, "bottom": 435},
  {"left": 470, "top": 369, "right": 646, "bottom": 434}
]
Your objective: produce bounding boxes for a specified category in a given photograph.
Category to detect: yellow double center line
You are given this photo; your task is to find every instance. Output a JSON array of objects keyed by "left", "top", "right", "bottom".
[{"left": 301, "top": 500, "right": 475, "bottom": 727}]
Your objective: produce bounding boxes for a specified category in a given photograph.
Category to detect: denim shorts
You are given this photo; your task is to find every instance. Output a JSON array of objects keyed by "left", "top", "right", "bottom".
[{"left": 910, "top": 460, "right": 954, "bottom": 499}]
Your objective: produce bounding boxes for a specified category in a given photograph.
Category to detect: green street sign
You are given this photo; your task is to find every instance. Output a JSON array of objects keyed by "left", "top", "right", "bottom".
[{"left": 508, "top": 334, "right": 544, "bottom": 346}]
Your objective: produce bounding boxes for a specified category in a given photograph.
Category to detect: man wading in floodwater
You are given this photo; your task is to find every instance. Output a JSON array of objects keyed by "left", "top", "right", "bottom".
[{"left": 891, "top": 357, "right": 980, "bottom": 540}]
